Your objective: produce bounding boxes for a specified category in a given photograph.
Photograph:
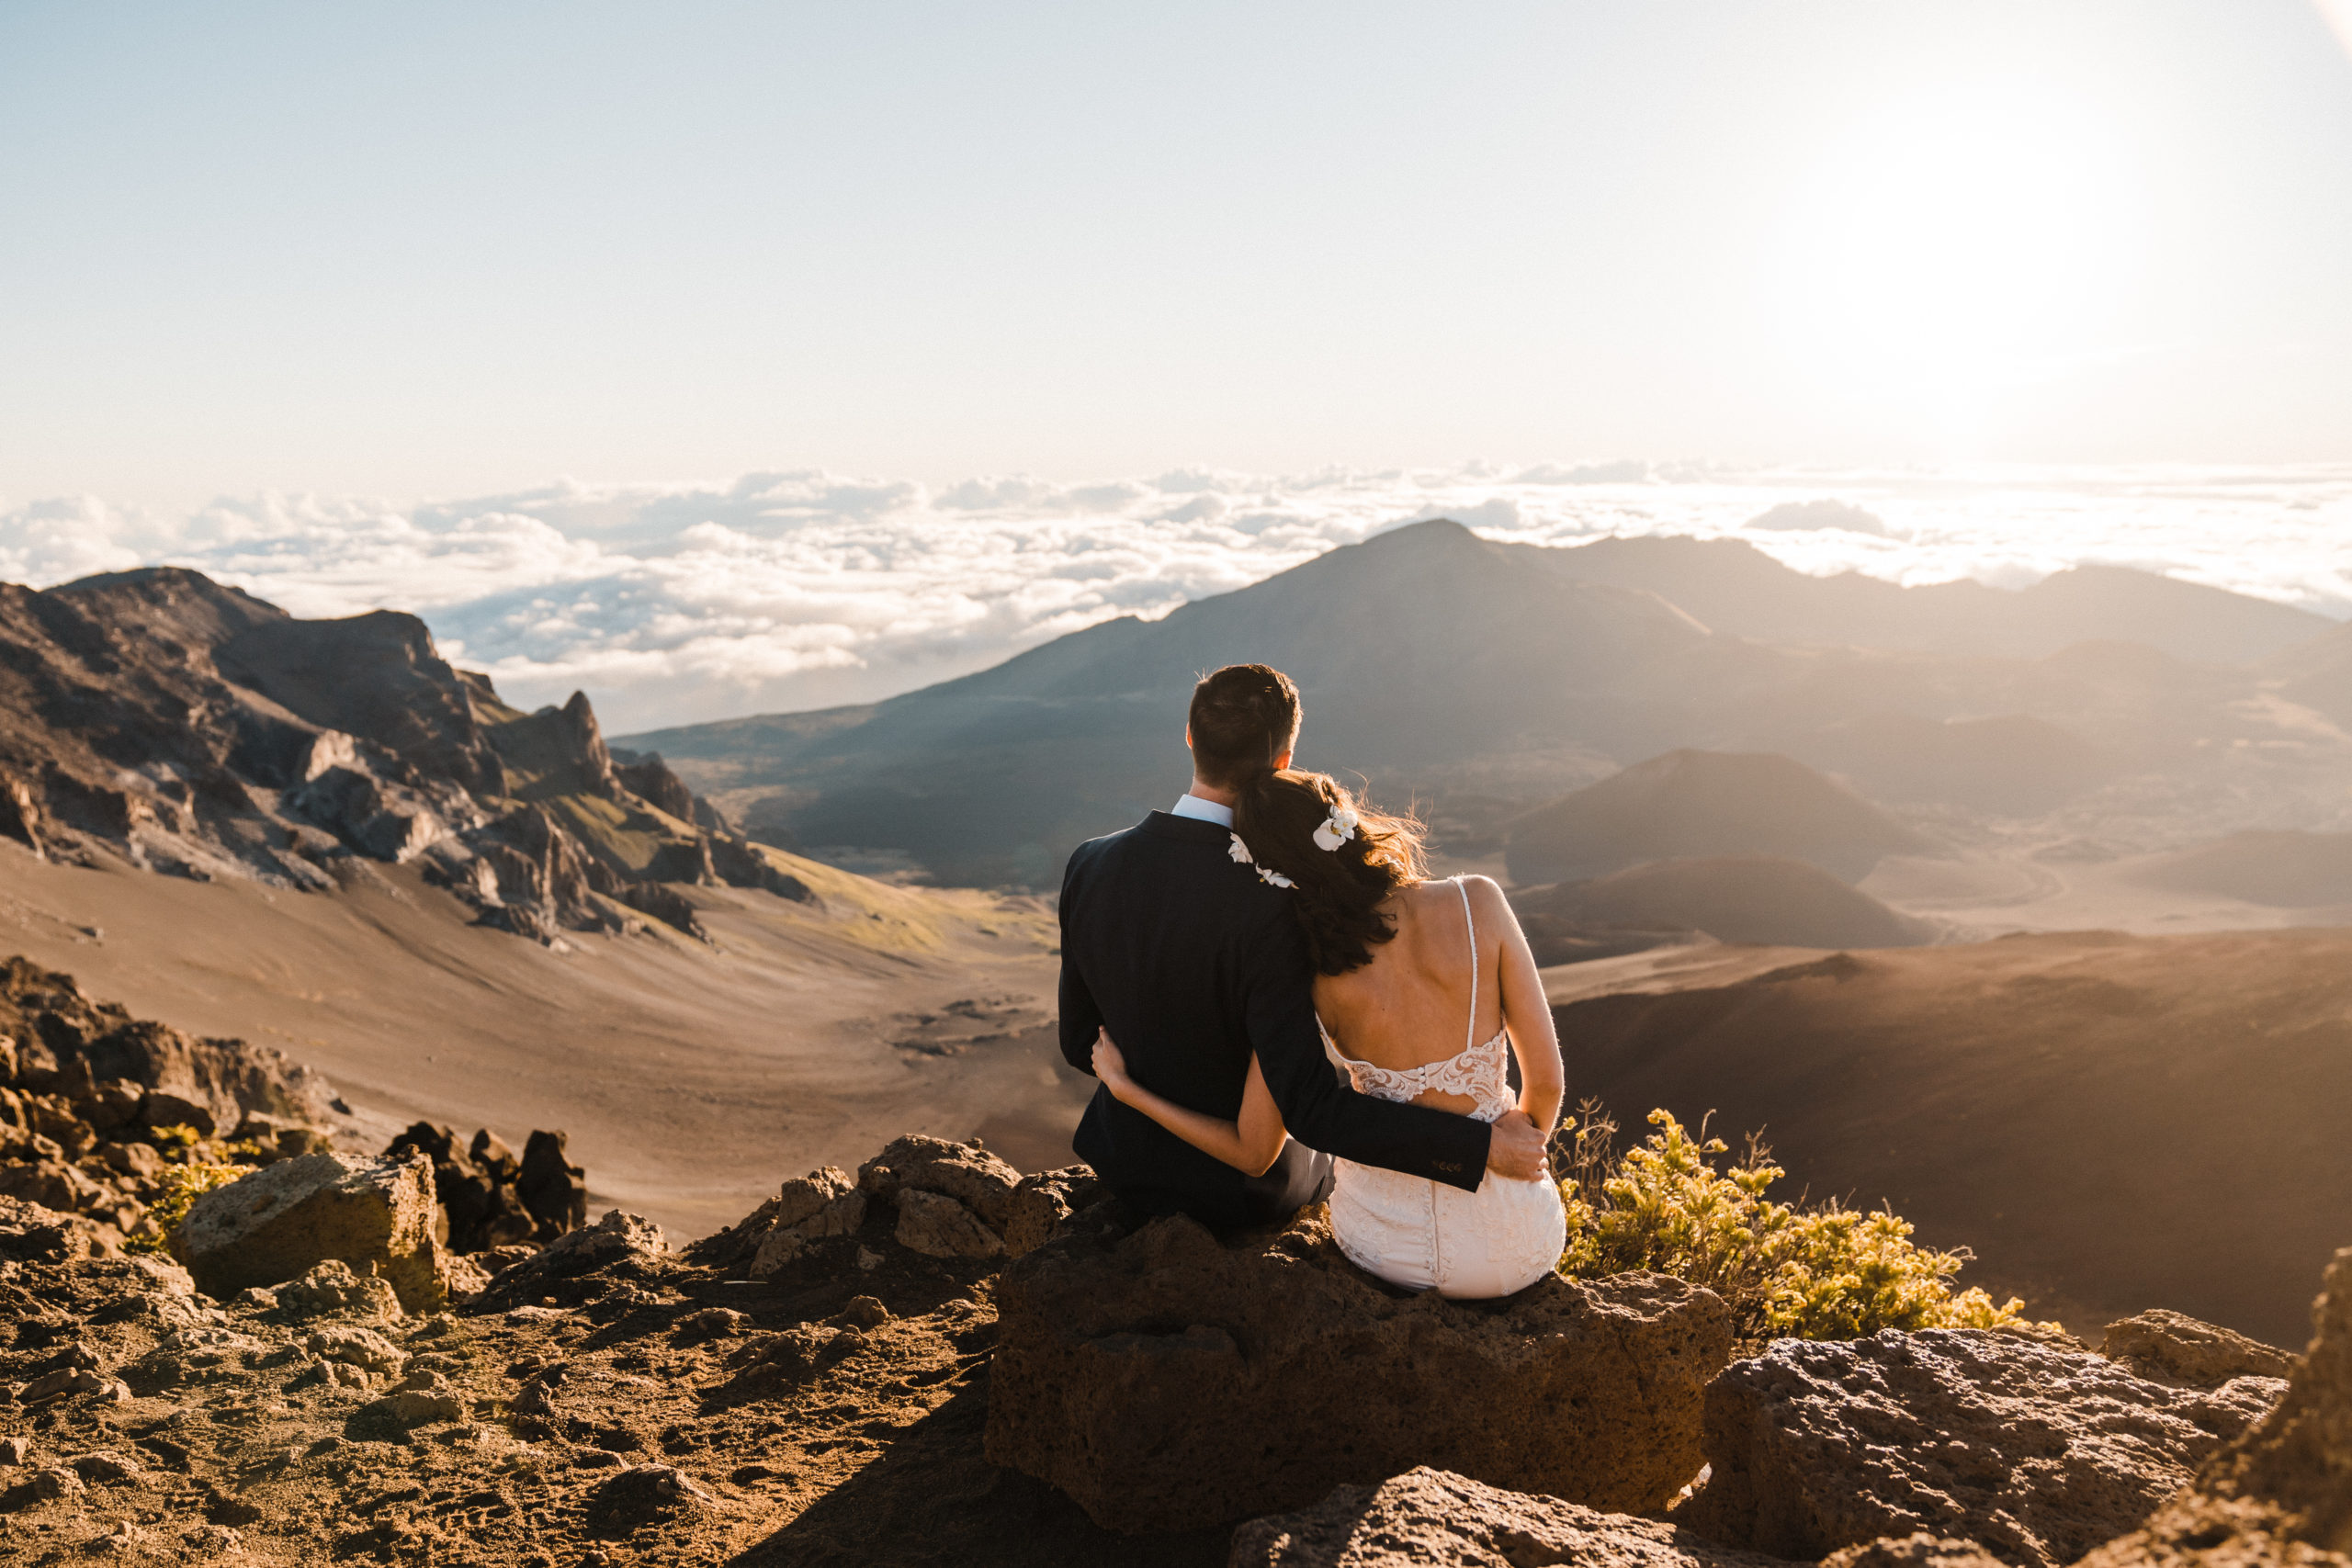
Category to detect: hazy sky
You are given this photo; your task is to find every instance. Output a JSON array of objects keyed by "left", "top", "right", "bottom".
[{"left": 6, "top": 1, "right": 2352, "bottom": 510}]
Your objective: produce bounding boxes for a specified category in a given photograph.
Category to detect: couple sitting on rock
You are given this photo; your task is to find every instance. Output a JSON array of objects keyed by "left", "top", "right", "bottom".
[{"left": 1060, "top": 663, "right": 1565, "bottom": 1299}]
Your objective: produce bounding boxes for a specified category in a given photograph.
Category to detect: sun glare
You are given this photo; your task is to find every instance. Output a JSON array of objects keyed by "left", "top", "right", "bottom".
[{"left": 1767, "top": 80, "right": 2152, "bottom": 436}]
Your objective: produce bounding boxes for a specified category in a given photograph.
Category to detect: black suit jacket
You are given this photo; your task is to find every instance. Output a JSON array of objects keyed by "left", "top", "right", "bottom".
[{"left": 1059, "top": 810, "right": 1492, "bottom": 1227}]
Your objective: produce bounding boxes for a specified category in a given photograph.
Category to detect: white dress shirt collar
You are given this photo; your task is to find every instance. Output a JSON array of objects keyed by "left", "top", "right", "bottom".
[{"left": 1169, "top": 793, "right": 1236, "bottom": 829}]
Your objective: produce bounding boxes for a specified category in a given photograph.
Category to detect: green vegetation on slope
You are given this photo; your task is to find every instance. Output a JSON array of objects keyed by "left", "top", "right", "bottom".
[{"left": 1555, "top": 1103, "right": 2048, "bottom": 1344}]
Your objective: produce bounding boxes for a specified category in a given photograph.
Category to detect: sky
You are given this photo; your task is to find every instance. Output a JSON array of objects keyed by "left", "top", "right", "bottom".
[
  {"left": 4, "top": 5, "right": 2351, "bottom": 733},
  {"left": 5, "top": 0, "right": 2352, "bottom": 509}
]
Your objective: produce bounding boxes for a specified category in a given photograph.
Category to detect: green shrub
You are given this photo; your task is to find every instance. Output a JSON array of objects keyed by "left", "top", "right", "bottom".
[
  {"left": 1554, "top": 1101, "right": 2052, "bottom": 1346},
  {"left": 125, "top": 1160, "right": 245, "bottom": 1255},
  {"left": 121, "top": 1124, "right": 275, "bottom": 1257}
]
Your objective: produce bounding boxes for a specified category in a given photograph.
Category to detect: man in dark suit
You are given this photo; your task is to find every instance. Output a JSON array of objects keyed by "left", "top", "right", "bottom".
[{"left": 1058, "top": 662, "right": 1548, "bottom": 1227}]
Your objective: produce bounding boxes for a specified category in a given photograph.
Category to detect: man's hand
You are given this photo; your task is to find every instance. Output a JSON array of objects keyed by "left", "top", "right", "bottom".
[{"left": 1484, "top": 1110, "right": 1548, "bottom": 1182}]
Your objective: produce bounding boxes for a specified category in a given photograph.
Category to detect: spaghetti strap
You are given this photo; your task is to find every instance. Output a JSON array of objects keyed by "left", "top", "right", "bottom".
[{"left": 1456, "top": 876, "right": 1477, "bottom": 1055}]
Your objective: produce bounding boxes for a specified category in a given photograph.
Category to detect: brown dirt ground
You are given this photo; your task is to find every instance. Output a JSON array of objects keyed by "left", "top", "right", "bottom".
[
  {"left": 0, "top": 1197, "right": 1228, "bottom": 1568},
  {"left": 0, "top": 847, "right": 1096, "bottom": 1239},
  {"left": 1544, "top": 929, "right": 2352, "bottom": 1348}
]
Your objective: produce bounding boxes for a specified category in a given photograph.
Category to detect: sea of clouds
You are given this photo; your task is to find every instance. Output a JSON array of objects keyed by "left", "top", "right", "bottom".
[{"left": 6, "top": 461, "right": 2349, "bottom": 736}]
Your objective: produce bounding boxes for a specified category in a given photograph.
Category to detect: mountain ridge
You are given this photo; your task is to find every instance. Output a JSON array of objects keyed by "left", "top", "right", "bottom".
[{"left": 623, "top": 520, "right": 2348, "bottom": 887}]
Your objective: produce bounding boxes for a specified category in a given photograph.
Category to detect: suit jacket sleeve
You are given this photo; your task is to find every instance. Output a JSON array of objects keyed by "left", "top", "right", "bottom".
[
  {"left": 1057, "top": 850, "right": 1104, "bottom": 1074},
  {"left": 1244, "top": 912, "right": 1492, "bottom": 1192}
]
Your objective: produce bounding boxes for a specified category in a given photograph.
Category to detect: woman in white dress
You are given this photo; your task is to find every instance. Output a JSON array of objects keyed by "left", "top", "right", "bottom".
[{"left": 1092, "top": 769, "right": 1567, "bottom": 1299}]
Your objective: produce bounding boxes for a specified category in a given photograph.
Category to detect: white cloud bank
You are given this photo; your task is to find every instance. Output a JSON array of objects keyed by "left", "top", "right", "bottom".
[{"left": 7, "top": 462, "right": 2350, "bottom": 736}]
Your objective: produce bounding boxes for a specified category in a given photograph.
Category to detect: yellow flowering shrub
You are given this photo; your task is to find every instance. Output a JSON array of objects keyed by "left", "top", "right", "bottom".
[
  {"left": 122, "top": 1124, "right": 275, "bottom": 1257},
  {"left": 1555, "top": 1102, "right": 2052, "bottom": 1345}
]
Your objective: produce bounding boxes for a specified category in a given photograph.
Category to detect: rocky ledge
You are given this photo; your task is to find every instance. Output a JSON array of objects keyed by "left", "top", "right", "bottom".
[
  {"left": 988, "top": 1201, "right": 1730, "bottom": 1533},
  {"left": 0, "top": 1128, "right": 2343, "bottom": 1568},
  {"left": 1678, "top": 1323, "right": 2289, "bottom": 1566}
]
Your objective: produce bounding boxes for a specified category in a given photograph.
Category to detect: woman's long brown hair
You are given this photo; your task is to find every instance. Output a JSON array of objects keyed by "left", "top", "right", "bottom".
[{"left": 1232, "top": 769, "right": 1427, "bottom": 975}]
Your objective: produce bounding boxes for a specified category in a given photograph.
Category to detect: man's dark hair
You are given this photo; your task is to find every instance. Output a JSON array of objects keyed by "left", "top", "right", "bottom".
[{"left": 1188, "top": 664, "right": 1301, "bottom": 787}]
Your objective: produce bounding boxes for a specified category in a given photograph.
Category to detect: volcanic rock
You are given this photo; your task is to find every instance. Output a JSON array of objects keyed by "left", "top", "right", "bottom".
[
  {"left": 611, "top": 751, "right": 696, "bottom": 822},
  {"left": 707, "top": 831, "right": 815, "bottom": 900},
  {"left": 0, "top": 956, "right": 341, "bottom": 1140},
  {"left": 1228, "top": 1465, "right": 1798, "bottom": 1568},
  {"left": 1003, "top": 1165, "right": 1107, "bottom": 1257},
  {"left": 586, "top": 1463, "right": 718, "bottom": 1536},
  {"left": 896, "top": 1189, "right": 1005, "bottom": 1258},
  {"left": 2102, "top": 1309, "right": 2298, "bottom": 1388},
  {"left": 2082, "top": 1247, "right": 2352, "bottom": 1568},
  {"left": 744, "top": 1167, "right": 866, "bottom": 1280},
  {"left": 170, "top": 1148, "right": 446, "bottom": 1313},
  {"left": 987, "top": 1205, "right": 1729, "bottom": 1534},
  {"left": 476, "top": 1209, "right": 666, "bottom": 1310},
  {"left": 1678, "top": 1327, "right": 2290, "bottom": 1566},
  {"left": 277, "top": 1258, "right": 402, "bottom": 1322},
  {"left": 858, "top": 1134, "right": 1021, "bottom": 1225},
  {"left": 1821, "top": 1538, "right": 2018, "bottom": 1568},
  {"left": 614, "top": 879, "right": 710, "bottom": 940},
  {"left": 383, "top": 1121, "right": 544, "bottom": 1253},
  {"left": 519, "top": 1129, "right": 589, "bottom": 1239}
]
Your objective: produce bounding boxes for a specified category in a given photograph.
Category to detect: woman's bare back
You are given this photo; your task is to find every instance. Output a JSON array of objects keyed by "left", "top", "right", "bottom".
[{"left": 1313, "top": 875, "right": 1512, "bottom": 1118}]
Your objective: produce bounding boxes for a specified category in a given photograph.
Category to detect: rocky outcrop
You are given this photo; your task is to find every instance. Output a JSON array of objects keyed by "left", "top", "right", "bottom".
[
  {"left": 169, "top": 1148, "right": 452, "bottom": 1314},
  {"left": 0, "top": 566, "right": 819, "bottom": 943},
  {"left": 1679, "top": 1327, "right": 2290, "bottom": 1567},
  {"left": 1230, "top": 1466, "right": 1795, "bottom": 1568},
  {"left": 610, "top": 750, "right": 696, "bottom": 822},
  {"left": 2101, "top": 1309, "right": 2298, "bottom": 1387},
  {"left": 855, "top": 1134, "right": 1024, "bottom": 1256},
  {"left": 707, "top": 832, "right": 815, "bottom": 901},
  {"left": 381, "top": 1122, "right": 545, "bottom": 1254},
  {"left": 2082, "top": 1247, "right": 2352, "bottom": 1568},
  {"left": 462, "top": 803, "right": 628, "bottom": 942},
  {"left": 988, "top": 1204, "right": 1730, "bottom": 1535},
  {"left": 0, "top": 771, "right": 44, "bottom": 859},
  {"left": 744, "top": 1168, "right": 866, "bottom": 1280},
  {"left": 518, "top": 1129, "right": 589, "bottom": 1239},
  {"left": 1821, "top": 1538, "right": 2012, "bottom": 1568},
  {"left": 473, "top": 1209, "right": 668, "bottom": 1312},
  {"left": 1003, "top": 1165, "right": 1106, "bottom": 1256},
  {"left": 613, "top": 880, "right": 710, "bottom": 942},
  {"left": 0, "top": 959, "right": 345, "bottom": 1251},
  {"left": 0, "top": 1193, "right": 108, "bottom": 1263},
  {"left": 2, "top": 956, "right": 342, "bottom": 1138},
  {"left": 215, "top": 609, "right": 507, "bottom": 800}
]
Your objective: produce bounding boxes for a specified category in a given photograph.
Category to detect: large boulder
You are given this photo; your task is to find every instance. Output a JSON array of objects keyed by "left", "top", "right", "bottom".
[
  {"left": 1679, "top": 1327, "right": 2290, "bottom": 1567},
  {"left": 2081, "top": 1247, "right": 2352, "bottom": 1568},
  {"left": 987, "top": 1205, "right": 1729, "bottom": 1535},
  {"left": 1229, "top": 1466, "right": 1795, "bottom": 1568},
  {"left": 168, "top": 1149, "right": 450, "bottom": 1313},
  {"left": 2100, "top": 1309, "right": 2298, "bottom": 1388}
]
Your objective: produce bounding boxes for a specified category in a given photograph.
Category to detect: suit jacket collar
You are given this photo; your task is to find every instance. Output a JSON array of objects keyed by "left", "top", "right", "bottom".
[{"left": 1139, "top": 810, "right": 1233, "bottom": 845}]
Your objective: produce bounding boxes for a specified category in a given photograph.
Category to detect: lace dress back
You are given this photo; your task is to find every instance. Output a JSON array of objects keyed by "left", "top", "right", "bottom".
[
  {"left": 1319, "top": 878, "right": 1516, "bottom": 1122},
  {"left": 1319, "top": 877, "right": 1566, "bottom": 1301}
]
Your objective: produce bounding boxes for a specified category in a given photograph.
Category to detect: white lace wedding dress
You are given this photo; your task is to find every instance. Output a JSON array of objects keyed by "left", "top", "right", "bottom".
[{"left": 1321, "top": 878, "right": 1567, "bottom": 1299}]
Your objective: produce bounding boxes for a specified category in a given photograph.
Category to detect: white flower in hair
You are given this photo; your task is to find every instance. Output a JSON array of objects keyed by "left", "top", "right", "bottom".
[
  {"left": 1229, "top": 831, "right": 1294, "bottom": 888},
  {"left": 1313, "top": 806, "right": 1362, "bottom": 852}
]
